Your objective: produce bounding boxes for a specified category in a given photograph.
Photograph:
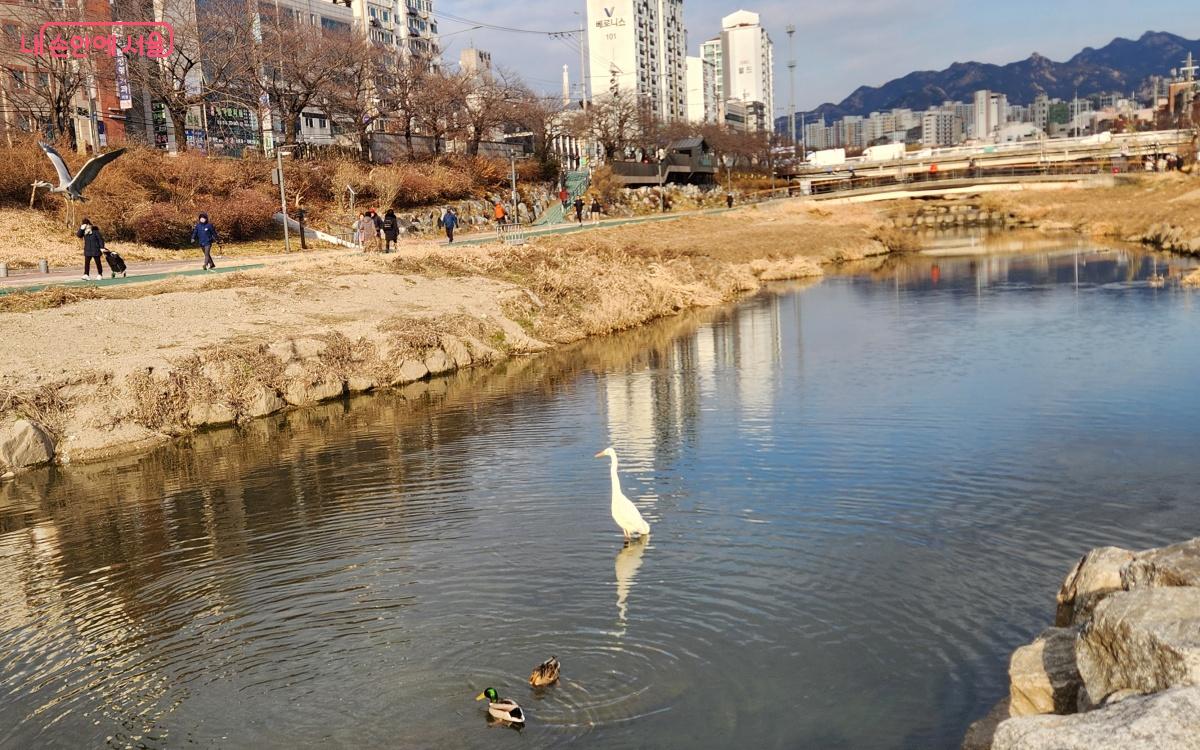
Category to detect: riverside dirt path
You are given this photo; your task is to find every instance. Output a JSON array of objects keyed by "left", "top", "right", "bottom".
[{"left": 0, "top": 205, "right": 746, "bottom": 294}]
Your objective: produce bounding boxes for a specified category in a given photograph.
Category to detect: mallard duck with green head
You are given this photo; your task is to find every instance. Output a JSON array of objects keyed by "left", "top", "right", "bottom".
[{"left": 475, "top": 687, "right": 525, "bottom": 725}]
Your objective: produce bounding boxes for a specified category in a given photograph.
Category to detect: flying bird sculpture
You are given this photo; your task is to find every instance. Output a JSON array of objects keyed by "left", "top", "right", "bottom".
[{"left": 31, "top": 142, "right": 126, "bottom": 205}]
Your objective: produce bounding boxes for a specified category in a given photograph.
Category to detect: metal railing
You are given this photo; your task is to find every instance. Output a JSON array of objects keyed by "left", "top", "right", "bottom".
[
  {"left": 792, "top": 158, "right": 1162, "bottom": 198},
  {"left": 496, "top": 221, "right": 528, "bottom": 246}
]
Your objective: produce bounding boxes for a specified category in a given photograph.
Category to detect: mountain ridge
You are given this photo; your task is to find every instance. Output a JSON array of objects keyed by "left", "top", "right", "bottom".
[{"left": 779, "top": 31, "right": 1200, "bottom": 129}]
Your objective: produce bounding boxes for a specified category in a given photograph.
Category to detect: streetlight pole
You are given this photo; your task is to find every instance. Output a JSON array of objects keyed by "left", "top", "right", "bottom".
[
  {"left": 509, "top": 149, "right": 518, "bottom": 219},
  {"left": 787, "top": 24, "right": 796, "bottom": 155},
  {"left": 276, "top": 145, "right": 291, "bottom": 252}
]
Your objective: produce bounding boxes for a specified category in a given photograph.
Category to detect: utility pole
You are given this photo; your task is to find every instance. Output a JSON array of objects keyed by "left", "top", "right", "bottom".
[
  {"left": 276, "top": 146, "right": 291, "bottom": 252},
  {"left": 576, "top": 13, "right": 588, "bottom": 110},
  {"left": 787, "top": 24, "right": 796, "bottom": 155},
  {"left": 509, "top": 149, "right": 518, "bottom": 215}
]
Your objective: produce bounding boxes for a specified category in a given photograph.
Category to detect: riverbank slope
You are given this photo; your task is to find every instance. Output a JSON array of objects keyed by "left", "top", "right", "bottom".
[{"left": 0, "top": 200, "right": 895, "bottom": 473}]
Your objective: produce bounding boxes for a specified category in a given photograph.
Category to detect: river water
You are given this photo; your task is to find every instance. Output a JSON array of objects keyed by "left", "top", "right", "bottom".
[{"left": 2, "top": 243, "right": 1199, "bottom": 749}]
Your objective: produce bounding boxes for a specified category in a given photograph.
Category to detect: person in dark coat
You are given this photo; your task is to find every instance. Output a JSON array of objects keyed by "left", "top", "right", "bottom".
[
  {"left": 443, "top": 207, "right": 459, "bottom": 243},
  {"left": 573, "top": 196, "right": 585, "bottom": 224},
  {"left": 726, "top": 192, "right": 734, "bottom": 209},
  {"left": 590, "top": 196, "right": 602, "bottom": 224},
  {"left": 381, "top": 209, "right": 399, "bottom": 252},
  {"left": 190, "top": 212, "right": 219, "bottom": 270},
  {"left": 76, "top": 218, "right": 105, "bottom": 280}
]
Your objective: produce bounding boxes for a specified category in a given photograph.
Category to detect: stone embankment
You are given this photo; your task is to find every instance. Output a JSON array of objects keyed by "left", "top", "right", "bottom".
[
  {"left": 964, "top": 538, "right": 1200, "bottom": 750},
  {"left": 892, "top": 203, "right": 1037, "bottom": 231},
  {"left": 1138, "top": 223, "right": 1200, "bottom": 255}
]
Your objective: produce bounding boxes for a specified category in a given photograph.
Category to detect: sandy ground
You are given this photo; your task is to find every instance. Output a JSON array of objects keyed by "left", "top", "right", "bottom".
[{"left": 0, "top": 198, "right": 891, "bottom": 468}]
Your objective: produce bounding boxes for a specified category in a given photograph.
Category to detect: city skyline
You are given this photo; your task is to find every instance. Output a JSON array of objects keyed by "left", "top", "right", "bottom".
[{"left": 438, "top": 0, "right": 1200, "bottom": 114}]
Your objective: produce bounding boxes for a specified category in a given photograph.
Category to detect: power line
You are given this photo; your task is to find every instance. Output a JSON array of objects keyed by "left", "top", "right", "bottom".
[{"left": 436, "top": 11, "right": 576, "bottom": 37}]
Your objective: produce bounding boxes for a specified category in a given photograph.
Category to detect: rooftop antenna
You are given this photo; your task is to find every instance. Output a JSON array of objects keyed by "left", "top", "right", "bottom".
[{"left": 787, "top": 24, "right": 796, "bottom": 153}]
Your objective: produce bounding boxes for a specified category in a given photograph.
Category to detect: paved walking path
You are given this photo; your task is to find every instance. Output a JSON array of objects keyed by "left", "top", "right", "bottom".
[{"left": 0, "top": 203, "right": 751, "bottom": 295}]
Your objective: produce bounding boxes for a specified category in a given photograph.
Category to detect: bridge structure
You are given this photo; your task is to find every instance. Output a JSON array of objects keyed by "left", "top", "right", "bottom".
[{"left": 779, "top": 129, "right": 1197, "bottom": 201}]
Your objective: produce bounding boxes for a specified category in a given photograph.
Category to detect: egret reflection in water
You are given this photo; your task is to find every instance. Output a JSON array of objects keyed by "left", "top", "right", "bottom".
[{"left": 615, "top": 537, "right": 648, "bottom": 629}]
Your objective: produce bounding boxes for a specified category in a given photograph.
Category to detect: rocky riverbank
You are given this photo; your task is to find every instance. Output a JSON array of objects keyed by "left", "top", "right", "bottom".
[
  {"left": 0, "top": 199, "right": 895, "bottom": 476},
  {"left": 964, "top": 537, "right": 1200, "bottom": 750}
]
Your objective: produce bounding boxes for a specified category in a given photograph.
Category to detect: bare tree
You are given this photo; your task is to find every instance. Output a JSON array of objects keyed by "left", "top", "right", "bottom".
[
  {"left": 385, "top": 57, "right": 429, "bottom": 159},
  {"left": 0, "top": 6, "right": 89, "bottom": 144},
  {"left": 410, "top": 68, "right": 461, "bottom": 155},
  {"left": 324, "top": 35, "right": 392, "bottom": 160},
  {"left": 123, "top": 0, "right": 253, "bottom": 152},
  {"left": 511, "top": 88, "right": 566, "bottom": 167},
  {"left": 568, "top": 87, "right": 641, "bottom": 158},
  {"left": 248, "top": 13, "right": 357, "bottom": 145},
  {"left": 457, "top": 67, "right": 522, "bottom": 156}
]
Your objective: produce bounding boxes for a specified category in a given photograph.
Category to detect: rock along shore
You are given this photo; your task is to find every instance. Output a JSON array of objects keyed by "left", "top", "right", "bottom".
[{"left": 964, "top": 537, "right": 1200, "bottom": 750}]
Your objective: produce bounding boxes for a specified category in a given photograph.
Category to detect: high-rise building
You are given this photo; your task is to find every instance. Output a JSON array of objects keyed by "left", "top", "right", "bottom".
[
  {"left": 586, "top": 0, "right": 687, "bottom": 121},
  {"left": 700, "top": 37, "right": 724, "bottom": 119},
  {"left": 719, "top": 10, "right": 773, "bottom": 132},
  {"left": 685, "top": 56, "right": 718, "bottom": 124},
  {"left": 921, "top": 110, "right": 963, "bottom": 146},
  {"left": 972, "top": 90, "right": 1007, "bottom": 141},
  {"left": 355, "top": 0, "right": 441, "bottom": 65},
  {"left": 460, "top": 47, "right": 492, "bottom": 81}
]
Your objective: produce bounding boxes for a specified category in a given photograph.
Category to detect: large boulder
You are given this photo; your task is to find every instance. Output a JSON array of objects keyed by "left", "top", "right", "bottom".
[
  {"left": 423, "top": 349, "right": 453, "bottom": 376},
  {"left": 1009, "top": 627, "right": 1082, "bottom": 716},
  {"left": 991, "top": 686, "right": 1200, "bottom": 750},
  {"left": 962, "top": 697, "right": 1010, "bottom": 750},
  {"left": 1122, "top": 538, "right": 1200, "bottom": 589},
  {"left": 1075, "top": 587, "right": 1200, "bottom": 709},
  {"left": 186, "top": 402, "right": 236, "bottom": 429},
  {"left": 283, "top": 379, "right": 344, "bottom": 407},
  {"left": 242, "top": 386, "right": 285, "bottom": 418},
  {"left": 390, "top": 359, "right": 428, "bottom": 386},
  {"left": 0, "top": 419, "right": 55, "bottom": 472},
  {"left": 1055, "top": 546, "right": 1135, "bottom": 626}
]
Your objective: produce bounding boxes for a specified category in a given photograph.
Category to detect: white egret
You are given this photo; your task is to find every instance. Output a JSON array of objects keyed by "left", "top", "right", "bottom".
[{"left": 594, "top": 447, "right": 651, "bottom": 540}]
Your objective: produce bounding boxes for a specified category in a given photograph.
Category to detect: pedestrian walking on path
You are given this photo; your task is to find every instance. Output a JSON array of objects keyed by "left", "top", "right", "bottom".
[
  {"left": 443, "top": 207, "right": 458, "bottom": 243},
  {"left": 369, "top": 210, "right": 383, "bottom": 251},
  {"left": 573, "top": 196, "right": 584, "bottom": 224},
  {"left": 559, "top": 186, "right": 569, "bottom": 210},
  {"left": 382, "top": 209, "right": 399, "bottom": 252},
  {"left": 190, "top": 212, "right": 219, "bottom": 270},
  {"left": 590, "top": 196, "right": 602, "bottom": 224},
  {"left": 726, "top": 192, "right": 734, "bottom": 209},
  {"left": 355, "top": 211, "right": 376, "bottom": 250},
  {"left": 493, "top": 201, "right": 508, "bottom": 225},
  {"left": 76, "top": 218, "right": 105, "bottom": 280}
]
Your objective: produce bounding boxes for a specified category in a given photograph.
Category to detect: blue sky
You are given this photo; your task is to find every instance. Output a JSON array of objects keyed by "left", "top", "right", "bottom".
[{"left": 438, "top": 1, "right": 1200, "bottom": 112}]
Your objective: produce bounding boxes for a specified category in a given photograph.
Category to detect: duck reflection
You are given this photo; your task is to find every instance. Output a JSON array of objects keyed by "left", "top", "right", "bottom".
[{"left": 615, "top": 537, "right": 648, "bottom": 628}]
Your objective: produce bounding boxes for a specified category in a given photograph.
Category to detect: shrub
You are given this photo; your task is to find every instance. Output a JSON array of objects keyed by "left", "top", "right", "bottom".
[
  {"left": 211, "top": 189, "right": 277, "bottom": 240},
  {"left": 129, "top": 202, "right": 192, "bottom": 247}
]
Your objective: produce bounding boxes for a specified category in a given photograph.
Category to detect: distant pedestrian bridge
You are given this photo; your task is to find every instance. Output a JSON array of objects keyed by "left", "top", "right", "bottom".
[{"left": 781, "top": 129, "right": 1196, "bottom": 201}]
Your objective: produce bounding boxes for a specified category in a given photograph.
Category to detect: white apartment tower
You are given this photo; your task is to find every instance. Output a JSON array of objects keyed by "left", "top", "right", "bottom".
[
  {"left": 719, "top": 10, "right": 773, "bottom": 132},
  {"left": 586, "top": 0, "right": 688, "bottom": 121},
  {"left": 972, "top": 89, "right": 1008, "bottom": 142},
  {"left": 685, "top": 56, "right": 718, "bottom": 123},
  {"left": 922, "top": 110, "right": 963, "bottom": 146},
  {"left": 700, "top": 37, "right": 723, "bottom": 116}
]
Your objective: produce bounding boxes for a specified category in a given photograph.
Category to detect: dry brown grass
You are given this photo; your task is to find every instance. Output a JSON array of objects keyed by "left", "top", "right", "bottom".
[
  {"left": 388, "top": 201, "right": 871, "bottom": 343},
  {"left": 986, "top": 175, "right": 1200, "bottom": 240},
  {"left": 0, "top": 285, "right": 104, "bottom": 313},
  {"left": 125, "top": 355, "right": 209, "bottom": 430}
]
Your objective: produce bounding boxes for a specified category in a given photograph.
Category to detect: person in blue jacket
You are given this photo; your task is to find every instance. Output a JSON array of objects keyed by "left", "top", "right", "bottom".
[
  {"left": 442, "top": 207, "right": 458, "bottom": 243},
  {"left": 190, "top": 212, "right": 219, "bottom": 270}
]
